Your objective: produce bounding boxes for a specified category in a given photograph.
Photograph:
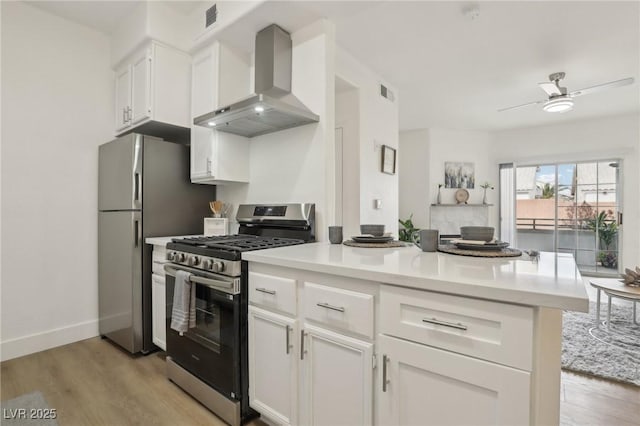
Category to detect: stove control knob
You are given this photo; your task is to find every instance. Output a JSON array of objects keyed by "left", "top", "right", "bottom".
[
  {"left": 211, "top": 261, "right": 225, "bottom": 273},
  {"left": 177, "top": 253, "right": 187, "bottom": 263},
  {"left": 203, "top": 259, "right": 214, "bottom": 270},
  {"left": 166, "top": 251, "right": 175, "bottom": 261},
  {"left": 189, "top": 256, "right": 200, "bottom": 266}
]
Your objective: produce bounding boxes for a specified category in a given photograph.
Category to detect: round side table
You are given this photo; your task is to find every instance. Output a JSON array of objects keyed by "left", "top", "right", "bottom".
[{"left": 589, "top": 278, "right": 640, "bottom": 330}]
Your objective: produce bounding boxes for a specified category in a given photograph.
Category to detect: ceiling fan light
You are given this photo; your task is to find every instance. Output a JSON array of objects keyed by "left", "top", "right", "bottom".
[{"left": 543, "top": 97, "right": 574, "bottom": 113}]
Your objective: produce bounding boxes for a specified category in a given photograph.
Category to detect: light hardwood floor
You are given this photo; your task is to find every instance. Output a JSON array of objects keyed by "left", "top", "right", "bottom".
[
  {"left": 2, "top": 337, "right": 638, "bottom": 425},
  {"left": 1, "top": 338, "right": 265, "bottom": 426}
]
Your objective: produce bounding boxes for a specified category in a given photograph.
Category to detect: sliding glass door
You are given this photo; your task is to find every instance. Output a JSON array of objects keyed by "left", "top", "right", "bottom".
[{"left": 503, "top": 159, "right": 622, "bottom": 276}]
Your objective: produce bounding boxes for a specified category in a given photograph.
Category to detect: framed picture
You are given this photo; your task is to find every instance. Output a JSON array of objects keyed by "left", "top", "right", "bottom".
[
  {"left": 381, "top": 145, "right": 396, "bottom": 175},
  {"left": 445, "top": 161, "right": 475, "bottom": 188}
]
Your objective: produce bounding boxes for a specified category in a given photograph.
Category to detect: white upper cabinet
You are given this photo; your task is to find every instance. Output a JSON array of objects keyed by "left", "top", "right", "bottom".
[
  {"left": 190, "top": 42, "right": 251, "bottom": 184},
  {"left": 130, "top": 49, "right": 151, "bottom": 125},
  {"left": 115, "top": 66, "right": 132, "bottom": 132},
  {"left": 114, "top": 41, "right": 191, "bottom": 136}
]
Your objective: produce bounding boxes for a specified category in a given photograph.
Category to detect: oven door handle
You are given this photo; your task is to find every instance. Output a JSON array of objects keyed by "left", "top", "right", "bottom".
[{"left": 164, "top": 264, "right": 235, "bottom": 292}]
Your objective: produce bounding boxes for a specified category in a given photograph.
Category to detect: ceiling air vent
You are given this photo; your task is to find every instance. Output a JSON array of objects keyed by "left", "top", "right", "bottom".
[
  {"left": 380, "top": 84, "right": 395, "bottom": 102},
  {"left": 206, "top": 4, "right": 217, "bottom": 28}
]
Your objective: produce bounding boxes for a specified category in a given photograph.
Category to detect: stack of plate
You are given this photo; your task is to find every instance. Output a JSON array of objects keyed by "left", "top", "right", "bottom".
[
  {"left": 351, "top": 234, "right": 394, "bottom": 244},
  {"left": 451, "top": 239, "right": 510, "bottom": 251}
]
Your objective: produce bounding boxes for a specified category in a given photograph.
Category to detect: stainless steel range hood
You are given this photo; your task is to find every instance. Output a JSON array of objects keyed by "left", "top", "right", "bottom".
[{"left": 194, "top": 24, "right": 319, "bottom": 138}]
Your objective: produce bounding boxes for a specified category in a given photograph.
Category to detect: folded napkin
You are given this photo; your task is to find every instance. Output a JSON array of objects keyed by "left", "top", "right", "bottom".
[
  {"left": 450, "top": 238, "right": 496, "bottom": 245},
  {"left": 171, "top": 270, "right": 196, "bottom": 335}
]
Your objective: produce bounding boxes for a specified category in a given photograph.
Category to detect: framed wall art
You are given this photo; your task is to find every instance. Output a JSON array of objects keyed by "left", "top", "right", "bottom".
[
  {"left": 381, "top": 145, "right": 396, "bottom": 175},
  {"left": 445, "top": 161, "right": 475, "bottom": 188}
]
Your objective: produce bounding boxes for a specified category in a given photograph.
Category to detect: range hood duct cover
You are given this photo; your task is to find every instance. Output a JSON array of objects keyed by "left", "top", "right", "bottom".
[{"left": 193, "top": 24, "right": 319, "bottom": 138}]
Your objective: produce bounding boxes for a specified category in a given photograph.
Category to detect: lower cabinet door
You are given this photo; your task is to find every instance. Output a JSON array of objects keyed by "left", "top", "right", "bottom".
[
  {"left": 248, "top": 306, "right": 298, "bottom": 425},
  {"left": 301, "top": 324, "right": 373, "bottom": 426},
  {"left": 378, "top": 334, "right": 531, "bottom": 426},
  {"left": 151, "top": 273, "right": 166, "bottom": 350}
]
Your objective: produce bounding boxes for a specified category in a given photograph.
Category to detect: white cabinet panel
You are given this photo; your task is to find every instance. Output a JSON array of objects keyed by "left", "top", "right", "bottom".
[
  {"left": 378, "top": 334, "right": 530, "bottom": 426},
  {"left": 190, "top": 42, "right": 250, "bottom": 184},
  {"left": 380, "top": 284, "right": 534, "bottom": 370},
  {"left": 130, "top": 49, "right": 151, "bottom": 125},
  {"left": 249, "top": 306, "right": 298, "bottom": 425},
  {"left": 113, "top": 41, "right": 190, "bottom": 136},
  {"left": 303, "top": 282, "right": 374, "bottom": 339},
  {"left": 191, "top": 47, "right": 217, "bottom": 119},
  {"left": 249, "top": 271, "right": 297, "bottom": 316},
  {"left": 115, "top": 66, "right": 131, "bottom": 131},
  {"left": 301, "top": 324, "right": 373, "bottom": 426},
  {"left": 151, "top": 273, "right": 166, "bottom": 350}
]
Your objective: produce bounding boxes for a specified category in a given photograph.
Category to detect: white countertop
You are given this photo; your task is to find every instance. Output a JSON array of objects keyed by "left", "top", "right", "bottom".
[
  {"left": 243, "top": 243, "right": 589, "bottom": 312},
  {"left": 145, "top": 235, "right": 201, "bottom": 246}
]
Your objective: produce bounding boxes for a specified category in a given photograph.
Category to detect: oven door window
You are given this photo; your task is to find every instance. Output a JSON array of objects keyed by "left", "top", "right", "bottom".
[{"left": 190, "top": 286, "right": 224, "bottom": 353}]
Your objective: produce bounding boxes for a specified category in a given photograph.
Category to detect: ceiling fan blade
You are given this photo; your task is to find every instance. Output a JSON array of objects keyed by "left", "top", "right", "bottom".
[
  {"left": 497, "top": 99, "right": 546, "bottom": 112},
  {"left": 538, "top": 82, "right": 561, "bottom": 96},
  {"left": 569, "top": 77, "right": 634, "bottom": 97}
]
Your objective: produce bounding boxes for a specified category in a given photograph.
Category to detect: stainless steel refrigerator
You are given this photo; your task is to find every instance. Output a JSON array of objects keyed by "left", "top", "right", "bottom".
[{"left": 98, "top": 133, "right": 213, "bottom": 354}]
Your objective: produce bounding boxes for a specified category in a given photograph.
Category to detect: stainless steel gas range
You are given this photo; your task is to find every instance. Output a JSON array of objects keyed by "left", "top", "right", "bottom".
[{"left": 163, "top": 203, "right": 314, "bottom": 425}]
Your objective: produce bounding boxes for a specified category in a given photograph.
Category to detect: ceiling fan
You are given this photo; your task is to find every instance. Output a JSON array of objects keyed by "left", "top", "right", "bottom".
[{"left": 498, "top": 72, "right": 634, "bottom": 113}]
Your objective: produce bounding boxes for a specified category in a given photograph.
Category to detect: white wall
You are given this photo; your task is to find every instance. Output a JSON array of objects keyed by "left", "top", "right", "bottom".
[
  {"left": 111, "top": 2, "right": 192, "bottom": 67},
  {"left": 336, "top": 47, "right": 399, "bottom": 237},
  {"left": 493, "top": 113, "right": 640, "bottom": 269},
  {"left": 398, "top": 129, "right": 430, "bottom": 228},
  {"left": 216, "top": 20, "right": 335, "bottom": 241},
  {"left": 335, "top": 86, "right": 361, "bottom": 237},
  {"left": 1, "top": 2, "right": 113, "bottom": 360},
  {"left": 399, "top": 128, "right": 498, "bottom": 231}
]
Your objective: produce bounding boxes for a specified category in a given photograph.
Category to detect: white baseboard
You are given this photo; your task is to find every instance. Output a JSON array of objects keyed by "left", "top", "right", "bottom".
[{"left": 0, "top": 319, "right": 99, "bottom": 362}]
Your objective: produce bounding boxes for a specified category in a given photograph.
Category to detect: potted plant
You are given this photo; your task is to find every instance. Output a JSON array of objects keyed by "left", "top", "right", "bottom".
[
  {"left": 399, "top": 214, "right": 419, "bottom": 242},
  {"left": 585, "top": 210, "right": 619, "bottom": 268}
]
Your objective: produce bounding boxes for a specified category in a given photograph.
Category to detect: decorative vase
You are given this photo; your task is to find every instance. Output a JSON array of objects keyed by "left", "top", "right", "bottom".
[
  {"left": 482, "top": 188, "right": 488, "bottom": 204},
  {"left": 437, "top": 188, "right": 442, "bottom": 204}
]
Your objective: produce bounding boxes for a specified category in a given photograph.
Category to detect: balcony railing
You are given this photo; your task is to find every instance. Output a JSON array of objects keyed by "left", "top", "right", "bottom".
[{"left": 516, "top": 217, "right": 615, "bottom": 230}]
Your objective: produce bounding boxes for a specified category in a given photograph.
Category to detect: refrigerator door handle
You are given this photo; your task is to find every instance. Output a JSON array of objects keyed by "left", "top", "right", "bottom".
[
  {"left": 132, "top": 136, "right": 142, "bottom": 209},
  {"left": 134, "top": 219, "right": 140, "bottom": 247},
  {"left": 134, "top": 173, "right": 140, "bottom": 201}
]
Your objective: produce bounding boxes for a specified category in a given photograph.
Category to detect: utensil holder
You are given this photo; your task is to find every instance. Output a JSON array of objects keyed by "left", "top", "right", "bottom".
[{"left": 204, "top": 218, "right": 229, "bottom": 236}]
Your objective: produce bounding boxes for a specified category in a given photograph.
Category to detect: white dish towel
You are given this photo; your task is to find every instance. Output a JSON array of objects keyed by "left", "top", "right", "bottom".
[{"left": 170, "top": 270, "right": 196, "bottom": 335}]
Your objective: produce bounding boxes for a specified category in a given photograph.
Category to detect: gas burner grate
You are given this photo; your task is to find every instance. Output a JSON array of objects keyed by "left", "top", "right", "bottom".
[{"left": 171, "top": 235, "right": 305, "bottom": 252}]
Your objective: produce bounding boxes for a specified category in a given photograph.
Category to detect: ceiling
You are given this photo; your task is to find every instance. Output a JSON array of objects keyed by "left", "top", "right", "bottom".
[{"left": 25, "top": 1, "right": 640, "bottom": 131}]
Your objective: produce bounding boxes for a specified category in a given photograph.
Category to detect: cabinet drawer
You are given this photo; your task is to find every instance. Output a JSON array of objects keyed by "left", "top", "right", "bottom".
[
  {"left": 249, "top": 272, "right": 297, "bottom": 316},
  {"left": 303, "top": 282, "right": 374, "bottom": 339},
  {"left": 152, "top": 245, "right": 167, "bottom": 262},
  {"left": 152, "top": 260, "right": 167, "bottom": 276},
  {"left": 380, "top": 285, "right": 533, "bottom": 370}
]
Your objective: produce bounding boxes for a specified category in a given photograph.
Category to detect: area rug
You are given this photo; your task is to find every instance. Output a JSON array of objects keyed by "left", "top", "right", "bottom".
[
  {"left": 0, "top": 391, "right": 58, "bottom": 426},
  {"left": 562, "top": 301, "right": 640, "bottom": 386}
]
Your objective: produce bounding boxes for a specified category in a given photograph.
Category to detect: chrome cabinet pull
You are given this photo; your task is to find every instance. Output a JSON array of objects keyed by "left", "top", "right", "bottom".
[
  {"left": 300, "top": 330, "right": 306, "bottom": 360},
  {"left": 285, "top": 325, "right": 291, "bottom": 354},
  {"left": 382, "top": 355, "right": 389, "bottom": 392},
  {"left": 122, "top": 107, "right": 127, "bottom": 124},
  {"left": 422, "top": 317, "right": 468, "bottom": 331},
  {"left": 256, "top": 288, "right": 276, "bottom": 295},
  {"left": 206, "top": 158, "right": 212, "bottom": 175},
  {"left": 127, "top": 106, "right": 132, "bottom": 122},
  {"left": 316, "top": 302, "right": 345, "bottom": 313}
]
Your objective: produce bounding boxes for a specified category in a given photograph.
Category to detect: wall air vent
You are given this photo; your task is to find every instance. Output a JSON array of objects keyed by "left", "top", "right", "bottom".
[
  {"left": 380, "top": 84, "right": 395, "bottom": 102},
  {"left": 206, "top": 4, "right": 217, "bottom": 28}
]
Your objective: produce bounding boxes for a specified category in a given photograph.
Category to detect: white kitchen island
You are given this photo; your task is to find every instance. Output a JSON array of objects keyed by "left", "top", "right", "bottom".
[{"left": 243, "top": 243, "right": 588, "bottom": 426}]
